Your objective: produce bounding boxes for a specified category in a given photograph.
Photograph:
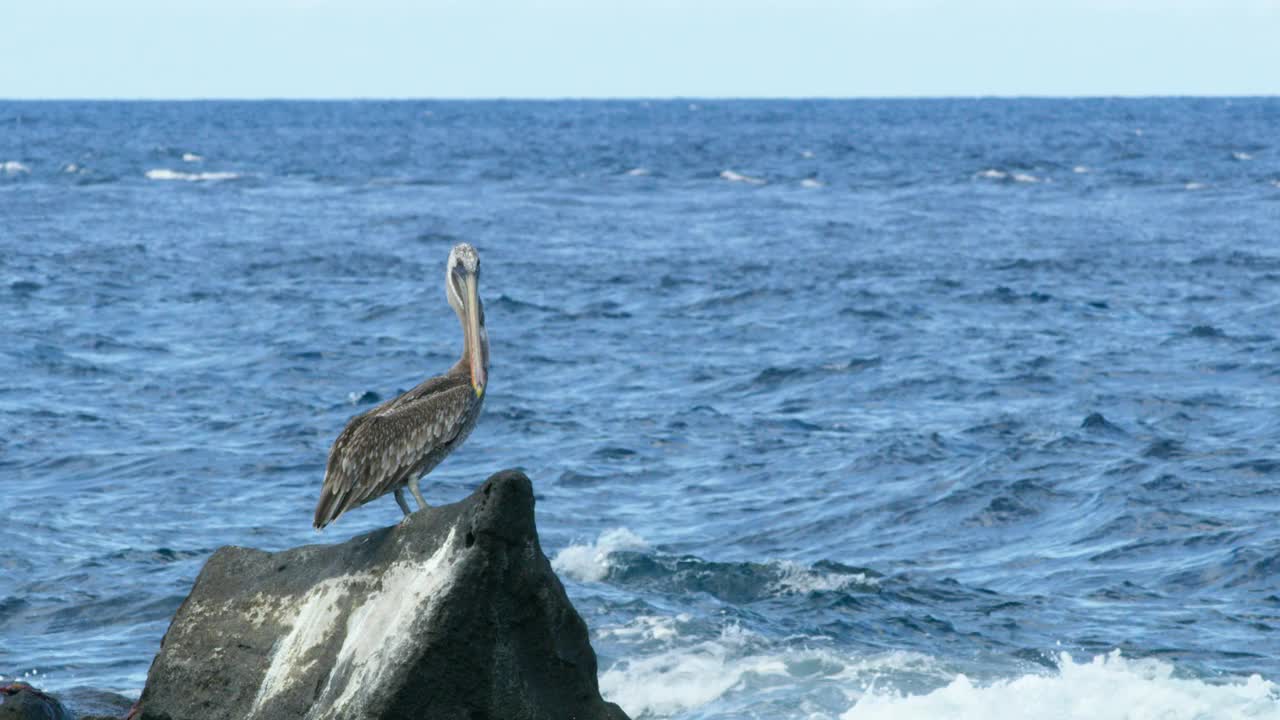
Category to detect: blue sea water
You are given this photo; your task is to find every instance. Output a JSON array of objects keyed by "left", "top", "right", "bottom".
[{"left": 2, "top": 99, "right": 1280, "bottom": 718}]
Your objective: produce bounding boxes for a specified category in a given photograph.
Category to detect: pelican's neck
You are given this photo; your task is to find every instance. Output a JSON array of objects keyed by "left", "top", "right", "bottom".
[{"left": 452, "top": 308, "right": 488, "bottom": 377}]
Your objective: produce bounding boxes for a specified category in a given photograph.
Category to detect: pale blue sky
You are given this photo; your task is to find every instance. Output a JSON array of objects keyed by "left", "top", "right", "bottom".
[{"left": 2, "top": 0, "right": 1278, "bottom": 99}]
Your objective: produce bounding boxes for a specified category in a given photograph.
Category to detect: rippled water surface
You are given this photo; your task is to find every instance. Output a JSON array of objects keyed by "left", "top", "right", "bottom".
[{"left": 3, "top": 99, "right": 1280, "bottom": 718}]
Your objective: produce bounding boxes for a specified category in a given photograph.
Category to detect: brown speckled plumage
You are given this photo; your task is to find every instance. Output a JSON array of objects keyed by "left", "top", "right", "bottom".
[{"left": 313, "top": 243, "right": 488, "bottom": 529}]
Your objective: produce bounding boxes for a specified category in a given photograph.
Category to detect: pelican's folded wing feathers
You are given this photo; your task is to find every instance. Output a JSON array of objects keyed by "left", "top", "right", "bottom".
[{"left": 313, "top": 383, "right": 474, "bottom": 528}]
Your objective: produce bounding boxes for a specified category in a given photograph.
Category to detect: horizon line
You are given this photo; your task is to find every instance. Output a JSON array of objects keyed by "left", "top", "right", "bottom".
[{"left": 2, "top": 93, "right": 1277, "bottom": 103}]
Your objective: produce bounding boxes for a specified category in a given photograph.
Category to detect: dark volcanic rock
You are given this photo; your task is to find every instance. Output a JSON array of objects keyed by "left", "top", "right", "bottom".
[
  {"left": 0, "top": 683, "right": 73, "bottom": 720},
  {"left": 138, "top": 470, "right": 629, "bottom": 720}
]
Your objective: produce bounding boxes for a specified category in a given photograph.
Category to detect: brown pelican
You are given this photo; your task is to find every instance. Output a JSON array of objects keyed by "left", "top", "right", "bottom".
[{"left": 313, "top": 243, "right": 488, "bottom": 529}]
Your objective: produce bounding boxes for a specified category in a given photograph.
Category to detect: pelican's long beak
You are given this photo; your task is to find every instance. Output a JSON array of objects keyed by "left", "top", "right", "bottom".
[{"left": 462, "top": 272, "right": 486, "bottom": 397}]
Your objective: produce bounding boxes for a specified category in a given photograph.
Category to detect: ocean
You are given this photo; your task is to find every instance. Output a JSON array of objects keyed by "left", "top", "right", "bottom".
[{"left": 2, "top": 98, "right": 1279, "bottom": 718}]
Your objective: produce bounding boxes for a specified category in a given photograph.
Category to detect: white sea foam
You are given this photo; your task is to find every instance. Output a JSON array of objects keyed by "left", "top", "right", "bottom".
[
  {"left": 1184, "top": 182, "right": 1206, "bottom": 191},
  {"left": 843, "top": 651, "right": 1278, "bottom": 720},
  {"left": 625, "top": 167, "right": 650, "bottom": 177},
  {"left": 599, "top": 618, "right": 940, "bottom": 718},
  {"left": 551, "top": 527, "right": 649, "bottom": 582},
  {"left": 2, "top": 160, "right": 30, "bottom": 175},
  {"left": 1271, "top": 179, "right": 1280, "bottom": 189},
  {"left": 800, "top": 178, "right": 824, "bottom": 188},
  {"left": 600, "top": 624, "right": 789, "bottom": 716},
  {"left": 1012, "top": 172, "right": 1041, "bottom": 184},
  {"left": 182, "top": 152, "right": 204, "bottom": 162},
  {"left": 145, "top": 168, "right": 240, "bottom": 182},
  {"left": 721, "top": 169, "right": 766, "bottom": 185},
  {"left": 977, "top": 169, "right": 1007, "bottom": 180},
  {"left": 1072, "top": 165, "right": 1090, "bottom": 174},
  {"left": 598, "top": 623, "right": 1279, "bottom": 720},
  {"left": 1233, "top": 151, "right": 1253, "bottom": 161},
  {"left": 801, "top": 149, "right": 815, "bottom": 158}
]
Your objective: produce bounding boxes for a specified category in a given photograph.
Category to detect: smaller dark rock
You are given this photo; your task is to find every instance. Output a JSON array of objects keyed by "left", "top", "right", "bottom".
[
  {"left": 1081, "top": 412, "right": 1124, "bottom": 433},
  {"left": 0, "top": 683, "right": 74, "bottom": 720},
  {"left": 1189, "top": 324, "right": 1227, "bottom": 339}
]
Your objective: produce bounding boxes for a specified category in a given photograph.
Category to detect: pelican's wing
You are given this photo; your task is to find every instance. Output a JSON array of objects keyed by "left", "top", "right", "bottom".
[{"left": 313, "top": 383, "right": 474, "bottom": 528}]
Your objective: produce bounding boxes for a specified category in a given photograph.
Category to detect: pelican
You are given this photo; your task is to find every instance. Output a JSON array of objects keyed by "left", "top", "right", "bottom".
[{"left": 313, "top": 243, "right": 489, "bottom": 529}]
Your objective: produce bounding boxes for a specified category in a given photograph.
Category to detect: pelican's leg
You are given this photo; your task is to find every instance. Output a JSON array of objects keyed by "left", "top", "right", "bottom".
[
  {"left": 410, "top": 478, "right": 431, "bottom": 511},
  {"left": 394, "top": 487, "right": 412, "bottom": 517}
]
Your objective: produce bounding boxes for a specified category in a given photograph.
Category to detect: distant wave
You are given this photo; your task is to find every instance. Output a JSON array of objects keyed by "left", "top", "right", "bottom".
[
  {"left": 182, "top": 152, "right": 204, "bottom": 163},
  {"left": 1184, "top": 182, "right": 1206, "bottom": 191},
  {"left": 977, "top": 168, "right": 1043, "bottom": 183},
  {"left": 1232, "top": 151, "right": 1253, "bottom": 161},
  {"left": 720, "top": 169, "right": 766, "bottom": 185},
  {"left": 800, "top": 178, "right": 824, "bottom": 188},
  {"left": 625, "top": 167, "right": 650, "bottom": 177},
  {"left": 2, "top": 160, "right": 30, "bottom": 175},
  {"left": 145, "top": 168, "right": 240, "bottom": 182},
  {"left": 770, "top": 559, "right": 879, "bottom": 594}
]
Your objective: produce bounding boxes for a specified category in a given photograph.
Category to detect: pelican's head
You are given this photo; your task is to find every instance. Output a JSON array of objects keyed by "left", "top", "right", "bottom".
[{"left": 446, "top": 243, "right": 487, "bottom": 397}]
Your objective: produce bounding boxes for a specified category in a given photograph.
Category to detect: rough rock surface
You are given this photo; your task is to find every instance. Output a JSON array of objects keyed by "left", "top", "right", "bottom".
[
  {"left": 0, "top": 683, "right": 73, "bottom": 720},
  {"left": 137, "top": 470, "right": 629, "bottom": 720}
]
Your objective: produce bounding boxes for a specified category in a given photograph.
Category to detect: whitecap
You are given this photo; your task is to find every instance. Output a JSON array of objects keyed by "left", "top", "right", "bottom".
[
  {"left": 1232, "top": 151, "right": 1253, "bottom": 161},
  {"left": 1012, "top": 173, "right": 1040, "bottom": 184},
  {"left": 597, "top": 614, "right": 688, "bottom": 643},
  {"left": 182, "top": 152, "right": 204, "bottom": 162},
  {"left": 550, "top": 527, "right": 649, "bottom": 582},
  {"left": 843, "top": 651, "right": 1278, "bottom": 720},
  {"left": 720, "top": 169, "right": 766, "bottom": 185},
  {"left": 625, "top": 167, "right": 650, "bottom": 177},
  {"left": 1184, "top": 182, "right": 1205, "bottom": 191},
  {"left": 1072, "top": 165, "right": 1090, "bottom": 174},
  {"left": 976, "top": 169, "right": 1007, "bottom": 180},
  {"left": 2, "top": 160, "right": 31, "bottom": 175},
  {"left": 769, "top": 560, "right": 879, "bottom": 594},
  {"left": 801, "top": 150, "right": 815, "bottom": 159},
  {"left": 145, "top": 168, "right": 240, "bottom": 182},
  {"left": 800, "top": 178, "right": 824, "bottom": 189},
  {"left": 1271, "top": 179, "right": 1280, "bottom": 189}
]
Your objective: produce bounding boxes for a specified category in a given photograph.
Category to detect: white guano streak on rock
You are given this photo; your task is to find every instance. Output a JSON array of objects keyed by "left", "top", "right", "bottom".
[
  {"left": 243, "top": 528, "right": 460, "bottom": 720},
  {"left": 314, "top": 527, "right": 460, "bottom": 720},
  {"left": 248, "top": 580, "right": 353, "bottom": 718}
]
